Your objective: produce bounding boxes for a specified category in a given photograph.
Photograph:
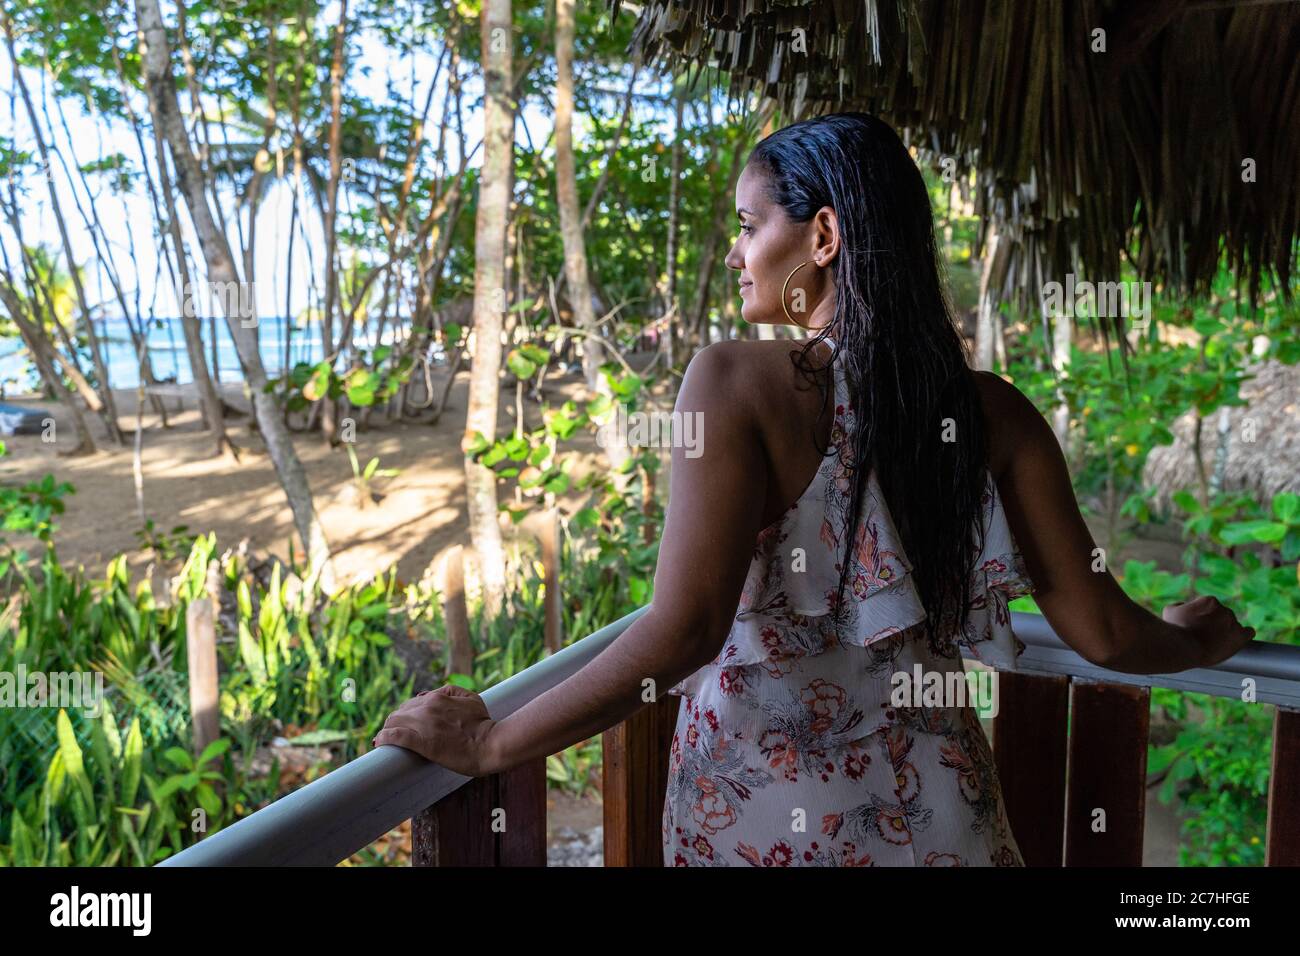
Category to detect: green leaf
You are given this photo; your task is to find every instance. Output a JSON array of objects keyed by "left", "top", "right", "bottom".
[
  {"left": 506, "top": 349, "right": 538, "bottom": 380},
  {"left": 196, "top": 738, "right": 231, "bottom": 768},
  {"left": 56, "top": 709, "right": 95, "bottom": 812},
  {"left": 303, "top": 363, "right": 332, "bottom": 402},
  {"left": 121, "top": 718, "right": 143, "bottom": 807},
  {"left": 628, "top": 577, "right": 650, "bottom": 605},
  {"left": 1272, "top": 493, "right": 1300, "bottom": 524},
  {"left": 195, "top": 783, "right": 222, "bottom": 819},
  {"left": 163, "top": 746, "right": 195, "bottom": 770},
  {"left": 285, "top": 729, "right": 352, "bottom": 746},
  {"left": 503, "top": 436, "right": 530, "bottom": 461},
  {"left": 1219, "top": 521, "right": 1287, "bottom": 545},
  {"left": 345, "top": 369, "right": 377, "bottom": 406}
]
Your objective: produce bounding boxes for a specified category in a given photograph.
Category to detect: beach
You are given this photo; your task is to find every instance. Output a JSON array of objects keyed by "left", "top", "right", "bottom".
[{"left": 0, "top": 367, "right": 608, "bottom": 589}]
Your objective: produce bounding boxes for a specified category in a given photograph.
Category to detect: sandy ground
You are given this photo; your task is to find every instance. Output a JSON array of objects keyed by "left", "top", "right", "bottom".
[
  {"left": 0, "top": 366, "right": 612, "bottom": 588},
  {"left": 1, "top": 362, "right": 1185, "bottom": 589}
]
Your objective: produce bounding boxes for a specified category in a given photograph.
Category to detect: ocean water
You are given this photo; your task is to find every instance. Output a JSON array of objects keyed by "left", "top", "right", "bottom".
[{"left": 0, "top": 316, "right": 346, "bottom": 393}]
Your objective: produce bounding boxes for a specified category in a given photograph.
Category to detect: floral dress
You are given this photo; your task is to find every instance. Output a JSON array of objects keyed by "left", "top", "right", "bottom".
[{"left": 661, "top": 345, "right": 1036, "bottom": 867}]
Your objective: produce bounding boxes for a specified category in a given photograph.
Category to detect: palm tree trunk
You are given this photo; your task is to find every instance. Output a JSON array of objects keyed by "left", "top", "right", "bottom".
[
  {"left": 464, "top": 0, "right": 513, "bottom": 620},
  {"left": 555, "top": 0, "right": 603, "bottom": 394},
  {"left": 110, "top": 14, "right": 232, "bottom": 453},
  {"left": 319, "top": 0, "right": 350, "bottom": 446},
  {"left": 147, "top": 105, "right": 236, "bottom": 456},
  {"left": 555, "top": 3, "right": 632, "bottom": 477},
  {"left": 135, "top": 0, "right": 336, "bottom": 591},
  {"left": 662, "top": 84, "right": 686, "bottom": 368},
  {"left": 975, "top": 222, "right": 1000, "bottom": 371}
]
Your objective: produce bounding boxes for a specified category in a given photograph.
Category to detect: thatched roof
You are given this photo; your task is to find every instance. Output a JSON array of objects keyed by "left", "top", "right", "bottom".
[
  {"left": 1142, "top": 359, "right": 1300, "bottom": 513},
  {"left": 611, "top": 0, "right": 1300, "bottom": 317}
]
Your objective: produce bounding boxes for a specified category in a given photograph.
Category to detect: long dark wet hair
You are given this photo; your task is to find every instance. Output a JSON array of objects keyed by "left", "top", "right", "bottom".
[{"left": 748, "top": 111, "right": 987, "bottom": 645}]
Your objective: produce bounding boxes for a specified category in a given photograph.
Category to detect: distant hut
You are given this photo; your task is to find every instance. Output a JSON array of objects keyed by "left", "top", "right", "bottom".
[{"left": 1143, "top": 359, "right": 1300, "bottom": 515}]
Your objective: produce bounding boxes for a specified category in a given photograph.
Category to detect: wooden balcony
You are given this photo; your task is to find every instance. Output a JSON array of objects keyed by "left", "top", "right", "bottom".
[{"left": 160, "top": 608, "right": 1300, "bottom": 867}]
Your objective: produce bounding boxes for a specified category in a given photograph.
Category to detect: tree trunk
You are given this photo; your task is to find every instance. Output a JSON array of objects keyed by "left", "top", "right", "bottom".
[
  {"left": 464, "top": 0, "right": 513, "bottom": 620},
  {"left": 135, "top": 0, "right": 336, "bottom": 592},
  {"left": 554, "top": 0, "right": 602, "bottom": 393},
  {"left": 554, "top": 0, "right": 630, "bottom": 479},
  {"left": 689, "top": 132, "right": 747, "bottom": 349},
  {"left": 0, "top": 200, "right": 108, "bottom": 425},
  {"left": 0, "top": 283, "right": 95, "bottom": 454},
  {"left": 3, "top": 14, "right": 123, "bottom": 444},
  {"left": 661, "top": 85, "right": 686, "bottom": 369},
  {"left": 974, "top": 222, "right": 1000, "bottom": 371},
  {"left": 1050, "top": 303, "right": 1072, "bottom": 456},
  {"left": 145, "top": 103, "right": 234, "bottom": 456},
  {"left": 319, "top": 0, "right": 350, "bottom": 445}
]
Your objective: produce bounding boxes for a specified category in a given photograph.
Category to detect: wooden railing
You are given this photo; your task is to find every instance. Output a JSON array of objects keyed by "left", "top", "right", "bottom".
[{"left": 159, "top": 608, "right": 1300, "bottom": 867}]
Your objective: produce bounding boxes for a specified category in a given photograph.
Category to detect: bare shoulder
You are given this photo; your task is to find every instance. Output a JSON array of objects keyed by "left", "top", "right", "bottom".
[
  {"left": 684, "top": 336, "right": 817, "bottom": 376},
  {"left": 681, "top": 338, "right": 821, "bottom": 406},
  {"left": 674, "top": 341, "right": 764, "bottom": 435},
  {"left": 688, "top": 336, "right": 829, "bottom": 392},
  {"left": 970, "top": 368, "right": 1039, "bottom": 420},
  {"left": 971, "top": 369, "right": 1054, "bottom": 478}
]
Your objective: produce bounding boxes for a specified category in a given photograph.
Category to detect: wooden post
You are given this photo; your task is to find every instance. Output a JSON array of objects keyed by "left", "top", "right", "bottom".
[
  {"left": 1064, "top": 680, "right": 1150, "bottom": 867},
  {"left": 533, "top": 509, "right": 563, "bottom": 656},
  {"left": 641, "top": 462, "right": 656, "bottom": 544},
  {"left": 411, "top": 757, "right": 547, "bottom": 866},
  {"left": 603, "top": 695, "right": 679, "bottom": 866},
  {"left": 185, "top": 561, "right": 221, "bottom": 756},
  {"left": 993, "top": 670, "right": 1069, "bottom": 866},
  {"left": 440, "top": 545, "right": 474, "bottom": 678},
  {"left": 1265, "top": 706, "right": 1300, "bottom": 866}
]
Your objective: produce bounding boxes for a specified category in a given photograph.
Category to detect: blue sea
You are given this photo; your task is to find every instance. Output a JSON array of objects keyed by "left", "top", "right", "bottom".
[{"left": 0, "top": 316, "right": 338, "bottom": 393}]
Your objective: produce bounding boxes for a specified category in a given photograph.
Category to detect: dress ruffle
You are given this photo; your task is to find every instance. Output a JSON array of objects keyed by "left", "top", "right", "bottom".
[
  {"left": 952, "top": 477, "right": 1037, "bottom": 670},
  {"left": 665, "top": 346, "right": 1036, "bottom": 753}
]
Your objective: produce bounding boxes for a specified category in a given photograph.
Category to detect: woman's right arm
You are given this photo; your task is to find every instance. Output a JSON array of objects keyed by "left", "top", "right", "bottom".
[{"left": 975, "top": 371, "right": 1255, "bottom": 675}]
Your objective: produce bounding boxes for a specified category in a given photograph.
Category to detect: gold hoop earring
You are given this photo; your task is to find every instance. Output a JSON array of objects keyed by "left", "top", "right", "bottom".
[{"left": 781, "top": 260, "right": 815, "bottom": 328}]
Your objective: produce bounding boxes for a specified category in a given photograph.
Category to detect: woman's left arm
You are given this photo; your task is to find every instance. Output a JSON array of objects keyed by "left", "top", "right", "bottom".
[{"left": 373, "top": 342, "right": 772, "bottom": 776}]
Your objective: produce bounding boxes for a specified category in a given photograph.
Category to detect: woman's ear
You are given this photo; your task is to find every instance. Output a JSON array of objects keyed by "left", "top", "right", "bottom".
[{"left": 812, "top": 206, "right": 840, "bottom": 265}]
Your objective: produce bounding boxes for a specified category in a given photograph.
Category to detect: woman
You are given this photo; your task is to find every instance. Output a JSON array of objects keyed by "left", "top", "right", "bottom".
[{"left": 374, "top": 112, "right": 1255, "bottom": 866}]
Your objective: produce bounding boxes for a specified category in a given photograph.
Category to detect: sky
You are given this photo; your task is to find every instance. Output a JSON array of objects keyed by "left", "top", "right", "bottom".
[{"left": 0, "top": 8, "right": 646, "bottom": 327}]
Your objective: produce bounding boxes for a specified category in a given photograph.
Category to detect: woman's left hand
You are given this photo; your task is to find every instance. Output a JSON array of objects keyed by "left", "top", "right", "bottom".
[{"left": 372, "top": 685, "right": 499, "bottom": 777}]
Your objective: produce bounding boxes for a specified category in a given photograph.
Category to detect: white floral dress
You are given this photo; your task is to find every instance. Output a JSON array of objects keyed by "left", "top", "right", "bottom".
[{"left": 661, "top": 346, "right": 1036, "bottom": 867}]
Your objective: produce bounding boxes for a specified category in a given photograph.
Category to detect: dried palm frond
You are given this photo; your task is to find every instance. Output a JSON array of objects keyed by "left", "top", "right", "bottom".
[{"left": 609, "top": 0, "right": 1300, "bottom": 320}]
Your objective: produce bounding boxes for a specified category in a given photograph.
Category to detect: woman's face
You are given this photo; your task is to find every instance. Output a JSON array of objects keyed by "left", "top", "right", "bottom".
[{"left": 724, "top": 162, "right": 839, "bottom": 329}]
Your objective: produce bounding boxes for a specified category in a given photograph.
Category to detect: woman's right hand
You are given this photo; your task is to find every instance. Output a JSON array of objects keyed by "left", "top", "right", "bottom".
[{"left": 1161, "top": 595, "right": 1256, "bottom": 667}]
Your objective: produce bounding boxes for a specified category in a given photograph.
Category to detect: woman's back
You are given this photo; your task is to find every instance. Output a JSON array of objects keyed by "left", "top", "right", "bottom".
[{"left": 662, "top": 339, "right": 1033, "bottom": 867}]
